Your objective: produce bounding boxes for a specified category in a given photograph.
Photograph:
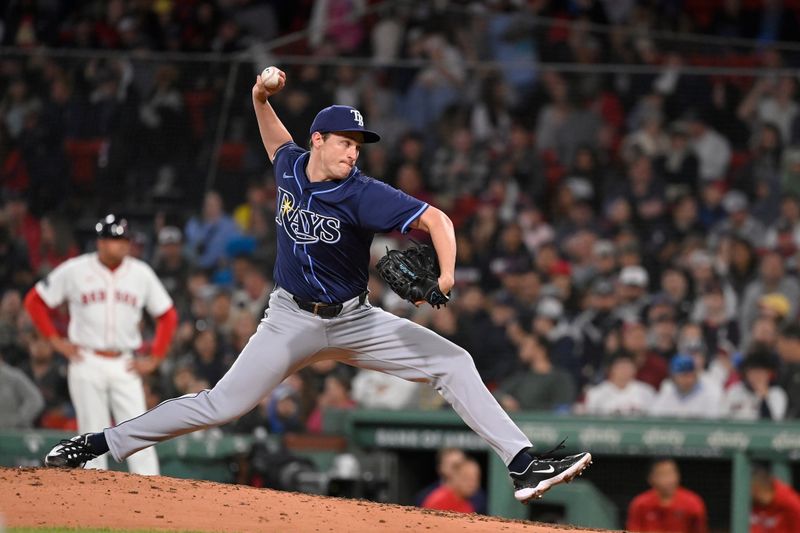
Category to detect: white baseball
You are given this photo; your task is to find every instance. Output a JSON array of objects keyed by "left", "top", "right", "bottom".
[{"left": 260, "top": 66, "right": 280, "bottom": 90}]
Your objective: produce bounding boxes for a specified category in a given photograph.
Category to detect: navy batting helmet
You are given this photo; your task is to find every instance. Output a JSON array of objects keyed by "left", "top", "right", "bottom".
[{"left": 95, "top": 214, "right": 130, "bottom": 239}]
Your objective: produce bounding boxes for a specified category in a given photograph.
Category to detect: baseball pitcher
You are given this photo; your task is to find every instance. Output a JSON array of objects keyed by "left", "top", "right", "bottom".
[
  {"left": 43, "top": 70, "right": 591, "bottom": 502},
  {"left": 25, "top": 215, "right": 178, "bottom": 474}
]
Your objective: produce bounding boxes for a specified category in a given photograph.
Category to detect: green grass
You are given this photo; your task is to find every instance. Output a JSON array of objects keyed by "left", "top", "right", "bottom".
[{"left": 7, "top": 527, "right": 208, "bottom": 533}]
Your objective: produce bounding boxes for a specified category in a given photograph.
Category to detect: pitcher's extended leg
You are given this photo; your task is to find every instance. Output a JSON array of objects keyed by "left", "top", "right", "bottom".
[{"left": 329, "top": 306, "right": 531, "bottom": 465}]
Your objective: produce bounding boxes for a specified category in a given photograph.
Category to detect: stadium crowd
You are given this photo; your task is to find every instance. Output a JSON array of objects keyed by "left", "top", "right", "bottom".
[{"left": 3, "top": 0, "right": 800, "bottom": 443}]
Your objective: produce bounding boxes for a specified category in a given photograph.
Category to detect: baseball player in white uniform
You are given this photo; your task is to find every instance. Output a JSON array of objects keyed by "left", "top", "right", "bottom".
[{"left": 24, "top": 214, "right": 178, "bottom": 475}]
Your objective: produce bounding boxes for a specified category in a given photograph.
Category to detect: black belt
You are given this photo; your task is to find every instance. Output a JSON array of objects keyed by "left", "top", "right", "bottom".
[{"left": 292, "top": 291, "right": 368, "bottom": 318}]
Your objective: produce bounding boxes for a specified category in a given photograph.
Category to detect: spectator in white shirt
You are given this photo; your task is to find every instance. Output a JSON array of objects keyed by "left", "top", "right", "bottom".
[
  {"left": 351, "top": 369, "right": 421, "bottom": 410},
  {"left": 650, "top": 354, "right": 724, "bottom": 418},
  {"left": 737, "top": 77, "right": 799, "bottom": 143},
  {"left": 722, "top": 350, "right": 787, "bottom": 420},
  {"left": 584, "top": 352, "right": 656, "bottom": 416},
  {"left": 687, "top": 113, "right": 732, "bottom": 182}
]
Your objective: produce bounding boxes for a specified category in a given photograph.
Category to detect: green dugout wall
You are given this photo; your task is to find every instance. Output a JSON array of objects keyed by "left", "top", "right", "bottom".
[
  {"left": 323, "top": 410, "right": 800, "bottom": 532},
  {"left": 0, "top": 429, "right": 253, "bottom": 482}
]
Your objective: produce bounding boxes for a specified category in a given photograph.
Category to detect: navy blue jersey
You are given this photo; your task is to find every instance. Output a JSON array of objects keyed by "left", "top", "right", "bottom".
[{"left": 271, "top": 142, "right": 428, "bottom": 303}]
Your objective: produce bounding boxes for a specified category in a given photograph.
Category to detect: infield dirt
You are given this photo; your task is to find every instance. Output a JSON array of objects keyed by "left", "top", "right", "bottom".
[{"left": 0, "top": 467, "right": 612, "bottom": 532}]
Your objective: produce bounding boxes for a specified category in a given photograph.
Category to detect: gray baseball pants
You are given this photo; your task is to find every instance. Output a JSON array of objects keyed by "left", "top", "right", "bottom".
[{"left": 105, "top": 288, "right": 532, "bottom": 465}]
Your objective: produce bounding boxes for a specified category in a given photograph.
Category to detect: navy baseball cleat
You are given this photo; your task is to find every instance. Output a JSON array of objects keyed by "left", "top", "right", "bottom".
[
  {"left": 44, "top": 434, "right": 99, "bottom": 468},
  {"left": 510, "top": 451, "right": 593, "bottom": 503}
]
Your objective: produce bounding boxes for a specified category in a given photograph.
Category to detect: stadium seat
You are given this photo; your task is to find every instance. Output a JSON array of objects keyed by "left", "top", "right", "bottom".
[
  {"left": 183, "top": 89, "right": 216, "bottom": 140},
  {"left": 217, "top": 142, "right": 247, "bottom": 172},
  {"left": 64, "top": 138, "right": 104, "bottom": 189}
]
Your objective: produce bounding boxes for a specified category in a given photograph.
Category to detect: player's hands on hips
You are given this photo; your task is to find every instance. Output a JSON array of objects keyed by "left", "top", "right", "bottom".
[
  {"left": 129, "top": 356, "right": 160, "bottom": 376},
  {"left": 252, "top": 69, "right": 286, "bottom": 104},
  {"left": 50, "top": 337, "right": 81, "bottom": 361}
]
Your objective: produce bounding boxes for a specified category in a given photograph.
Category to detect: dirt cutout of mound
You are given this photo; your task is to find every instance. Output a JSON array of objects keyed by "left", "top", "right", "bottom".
[{"left": 0, "top": 467, "right": 610, "bottom": 532}]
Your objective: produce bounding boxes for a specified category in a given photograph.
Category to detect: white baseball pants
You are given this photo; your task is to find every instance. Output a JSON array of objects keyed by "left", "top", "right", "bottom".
[{"left": 68, "top": 349, "right": 159, "bottom": 475}]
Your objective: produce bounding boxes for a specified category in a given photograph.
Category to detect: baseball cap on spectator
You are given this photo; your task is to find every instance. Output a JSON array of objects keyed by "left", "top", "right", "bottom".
[
  {"left": 593, "top": 240, "right": 616, "bottom": 257},
  {"left": 536, "top": 297, "right": 564, "bottom": 321},
  {"left": 689, "top": 250, "right": 713, "bottom": 269},
  {"left": 619, "top": 265, "right": 648, "bottom": 288},
  {"left": 669, "top": 354, "right": 695, "bottom": 374},
  {"left": 759, "top": 293, "right": 791, "bottom": 319},
  {"left": 648, "top": 293, "right": 676, "bottom": 321},
  {"left": 309, "top": 105, "right": 381, "bottom": 143},
  {"left": 158, "top": 226, "right": 182, "bottom": 245},
  {"left": 565, "top": 177, "right": 594, "bottom": 202},
  {"left": 590, "top": 278, "right": 615, "bottom": 296},
  {"left": 722, "top": 190, "right": 748, "bottom": 214},
  {"left": 740, "top": 350, "right": 778, "bottom": 372}
]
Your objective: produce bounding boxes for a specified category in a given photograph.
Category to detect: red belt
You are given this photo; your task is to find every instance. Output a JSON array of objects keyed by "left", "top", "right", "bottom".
[{"left": 90, "top": 349, "right": 123, "bottom": 358}]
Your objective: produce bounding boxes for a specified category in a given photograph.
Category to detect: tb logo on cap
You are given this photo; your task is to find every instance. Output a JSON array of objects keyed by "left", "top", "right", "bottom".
[{"left": 350, "top": 109, "right": 364, "bottom": 127}]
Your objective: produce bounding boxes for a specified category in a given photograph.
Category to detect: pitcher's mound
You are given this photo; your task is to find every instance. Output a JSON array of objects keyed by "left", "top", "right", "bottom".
[{"left": 0, "top": 467, "right": 608, "bottom": 532}]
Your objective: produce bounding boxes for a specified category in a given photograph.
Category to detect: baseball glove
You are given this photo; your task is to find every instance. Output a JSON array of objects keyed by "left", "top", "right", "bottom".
[{"left": 376, "top": 242, "right": 450, "bottom": 308}]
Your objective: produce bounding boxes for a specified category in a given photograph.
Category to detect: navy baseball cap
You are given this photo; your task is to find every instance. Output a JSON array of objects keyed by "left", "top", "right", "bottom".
[{"left": 309, "top": 105, "right": 381, "bottom": 143}]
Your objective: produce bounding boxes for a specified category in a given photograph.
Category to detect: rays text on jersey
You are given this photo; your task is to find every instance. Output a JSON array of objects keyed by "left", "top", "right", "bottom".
[{"left": 276, "top": 187, "right": 342, "bottom": 244}]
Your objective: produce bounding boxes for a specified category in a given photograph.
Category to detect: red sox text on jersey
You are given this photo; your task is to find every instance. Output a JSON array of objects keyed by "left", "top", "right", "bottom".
[{"left": 80, "top": 290, "right": 139, "bottom": 307}]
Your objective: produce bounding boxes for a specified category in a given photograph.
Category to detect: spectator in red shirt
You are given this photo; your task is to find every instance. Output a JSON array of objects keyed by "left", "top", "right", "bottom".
[
  {"left": 751, "top": 465, "right": 800, "bottom": 533},
  {"left": 415, "top": 448, "right": 488, "bottom": 514},
  {"left": 627, "top": 458, "right": 708, "bottom": 533},
  {"left": 422, "top": 458, "right": 481, "bottom": 514}
]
